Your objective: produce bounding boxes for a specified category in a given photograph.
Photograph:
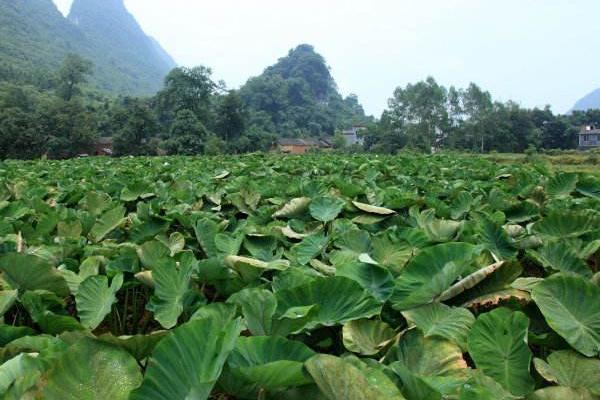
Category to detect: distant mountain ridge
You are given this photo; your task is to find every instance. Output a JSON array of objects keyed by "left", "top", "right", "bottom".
[
  {"left": 0, "top": 0, "right": 175, "bottom": 95},
  {"left": 572, "top": 88, "right": 600, "bottom": 112}
]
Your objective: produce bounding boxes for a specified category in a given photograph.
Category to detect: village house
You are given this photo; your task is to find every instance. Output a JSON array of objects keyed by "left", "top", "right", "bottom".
[
  {"left": 341, "top": 126, "right": 366, "bottom": 146},
  {"left": 274, "top": 138, "right": 332, "bottom": 154},
  {"left": 94, "top": 137, "right": 113, "bottom": 156},
  {"left": 579, "top": 124, "right": 600, "bottom": 149}
]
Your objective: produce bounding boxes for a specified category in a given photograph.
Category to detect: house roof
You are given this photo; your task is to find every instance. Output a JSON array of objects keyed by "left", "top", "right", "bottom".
[
  {"left": 97, "top": 137, "right": 113, "bottom": 145},
  {"left": 277, "top": 138, "right": 331, "bottom": 147}
]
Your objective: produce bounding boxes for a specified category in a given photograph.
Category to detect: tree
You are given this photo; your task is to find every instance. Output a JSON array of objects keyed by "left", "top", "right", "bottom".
[
  {"left": 112, "top": 99, "right": 157, "bottom": 156},
  {"left": 332, "top": 132, "right": 346, "bottom": 149},
  {"left": 215, "top": 90, "right": 246, "bottom": 142},
  {"left": 155, "top": 66, "right": 217, "bottom": 123},
  {"left": 56, "top": 54, "right": 93, "bottom": 101},
  {"left": 387, "top": 77, "right": 449, "bottom": 151},
  {"left": 160, "top": 109, "right": 207, "bottom": 155}
]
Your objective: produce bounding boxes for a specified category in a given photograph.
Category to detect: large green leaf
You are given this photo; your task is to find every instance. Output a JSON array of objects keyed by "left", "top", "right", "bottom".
[
  {"left": 390, "top": 243, "right": 476, "bottom": 311},
  {"left": 130, "top": 314, "right": 242, "bottom": 400},
  {"left": 477, "top": 217, "right": 517, "bottom": 260},
  {"left": 467, "top": 307, "right": 534, "bottom": 396},
  {"left": 528, "top": 242, "right": 592, "bottom": 278},
  {"left": 227, "top": 288, "right": 277, "bottom": 336},
  {"left": 291, "top": 233, "right": 329, "bottom": 265},
  {"left": 342, "top": 319, "right": 396, "bottom": 355},
  {"left": 146, "top": 259, "right": 195, "bottom": 329},
  {"left": 0, "top": 253, "right": 69, "bottom": 296},
  {"left": 532, "top": 211, "right": 598, "bottom": 239},
  {"left": 546, "top": 173, "right": 578, "bottom": 197},
  {"left": 531, "top": 274, "right": 600, "bottom": 357},
  {"left": 527, "top": 387, "right": 596, "bottom": 400},
  {"left": 0, "top": 353, "right": 44, "bottom": 397},
  {"left": 275, "top": 277, "right": 381, "bottom": 332},
  {"left": 385, "top": 329, "right": 467, "bottom": 378},
  {"left": 227, "top": 336, "right": 315, "bottom": 390},
  {"left": 89, "top": 205, "right": 126, "bottom": 243},
  {"left": 336, "top": 261, "right": 394, "bottom": 302},
  {"left": 75, "top": 274, "right": 123, "bottom": 330},
  {"left": 309, "top": 196, "right": 345, "bottom": 223},
  {"left": 34, "top": 338, "right": 142, "bottom": 400},
  {"left": 402, "top": 303, "right": 475, "bottom": 350},
  {"left": 534, "top": 350, "right": 600, "bottom": 395},
  {"left": 305, "top": 354, "right": 406, "bottom": 400}
]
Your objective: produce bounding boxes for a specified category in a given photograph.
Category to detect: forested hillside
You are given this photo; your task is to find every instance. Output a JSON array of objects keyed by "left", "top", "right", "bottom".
[
  {"left": 0, "top": 0, "right": 174, "bottom": 95},
  {"left": 240, "top": 44, "right": 371, "bottom": 136}
]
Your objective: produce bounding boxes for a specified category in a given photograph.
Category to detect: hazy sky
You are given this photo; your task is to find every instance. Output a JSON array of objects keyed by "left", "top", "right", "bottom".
[{"left": 53, "top": 0, "right": 600, "bottom": 116}]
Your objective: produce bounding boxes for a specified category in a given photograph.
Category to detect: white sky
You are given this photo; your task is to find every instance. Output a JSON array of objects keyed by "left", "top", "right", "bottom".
[{"left": 53, "top": 0, "right": 600, "bottom": 116}]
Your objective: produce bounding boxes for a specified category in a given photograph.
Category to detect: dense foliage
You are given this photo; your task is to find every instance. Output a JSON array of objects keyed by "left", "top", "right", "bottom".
[
  {"left": 0, "top": 153, "right": 598, "bottom": 399},
  {"left": 365, "top": 77, "right": 600, "bottom": 153},
  {"left": 0, "top": 0, "right": 173, "bottom": 95}
]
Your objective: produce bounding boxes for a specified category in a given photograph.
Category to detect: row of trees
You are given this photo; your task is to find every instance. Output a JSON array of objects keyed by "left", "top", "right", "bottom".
[
  {"left": 1, "top": 54, "right": 598, "bottom": 159},
  {"left": 365, "top": 77, "right": 596, "bottom": 154}
]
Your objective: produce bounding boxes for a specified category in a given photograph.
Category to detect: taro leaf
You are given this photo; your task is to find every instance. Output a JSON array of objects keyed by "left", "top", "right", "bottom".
[
  {"left": 129, "top": 315, "right": 242, "bottom": 400},
  {"left": 531, "top": 274, "right": 600, "bottom": 357},
  {"left": 0, "top": 253, "right": 69, "bottom": 296},
  {"left": 420, "top": 219, "right": 462, "bottom": 243},
  {"left": 81, "top": 191, "right": 111, "bottom": 217},
  {"left": 227, "top": 288, "right": 277, "bottom": 336},
  {"left": 194, "top": 218, "right": 220, "bottom": 258},
  {"left": 35, "top": 338, "right": 142, "bottom": 400},
  {"left": 75, "top": 274, "right": 123, "bottom": 330},
  {"left": 146, "top": 259, "right": 195, "bottom": 329},
  {"left": 272, "top": 197, "right": 311, "bottom": 219},
  {"left": 342, "top": 319, "right": 396, "bottom": 355},
  {"left": 157, "top": 232, "right": 186, "bottom": 256},
  {"left": 291, "top": 233, "right": 329, "bottom": 265},
  {"left": 227, "top": 336, "right": 315, "bottom": 390},
  {"left": 138, "top": 240, "right": 171, "bottom": 270},
  {"left": 225, "top": 256, "right": 289, "bottom": 281},
  {"left": 336, "top": 262, "right": 394, "bottom": 302},
  {"left": 527, "top": 387, "right": 596, "bottom": 400},
  {"left": 309, "top": 196, "right": 345, "bottom": 223},
  {"left": 305, "top": 354, "right": 406, "bottom": 400},
  {"left": 402, "top": 303, "right": 475, "bottom": 350},
  {"left": 533, "top": 350, "right": 600, "bottom": 395},
  {"left": 352, "top": 201, "right": 395, "bottom": 215},
  {"left": 532, "top": 211, "right": 598, "bottom": 239},
  {"left": 458, "top": 370, "right": 517, "bottom": 400},
  {"left": 57, "top": 219, "right": 82, "bottom": 239},
  {"left": 477, "top": 217, "right": 517, "bottom": 260},
  {"left": 215, "top": 233, "right": 244, "bottom": 255},
  {"left": 0, "top": 353, "right": 44, "bottom": 398},
  {"left": 437, "top": 261, "right": 505, "bottom": 302},
  {"left": 527, "top": 242, "right": 592, "bottom": 278},
  {"left": 450, "top": 191, "right": 475, "bottom": 220},
  {"left": 20, "top": 291, "right": 84, "bottom": 335},
  {"left": 388, "top": 363, "right": 442, "bottom": 400},
  {"left": 190, "top": 303, "right": 237, "bottom": 326},
  {"left": 577, "top": 176, "right": 600, "bottom": 199},
  {"left": 371, "top": 236, "right": 413, "bottom": 275},
  {"left": 98, "top": 331, "right": 168, "bottom": 361},
  {"left": 0, "top": 325, "right": 36, "bottom": 347},
  {"left": 467, "top": 307, "right": 534, "bottom": 396},
  {"left": 89, "top": 205, "right": 126, "bottom": 243},
  {"left": 0, "top": 290, "right": 17, "bottom": 317},
  {"left": 546, "top": 173, "right": 578, "bottom": 197},
  {"left": 334, "top": 229, "right": 371, "bottom": 254},
  {"left": 385, "top": 329, "right": 467, "bottom": 378},
  {"left": 121, "top": 181, "right": 153, "bottom": 202},
  {"left": 390, "top": 243, "right": 476, "bottom": 311},
  {"left": 275, "top": 277, "right": 381, "bottom": 332}
]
